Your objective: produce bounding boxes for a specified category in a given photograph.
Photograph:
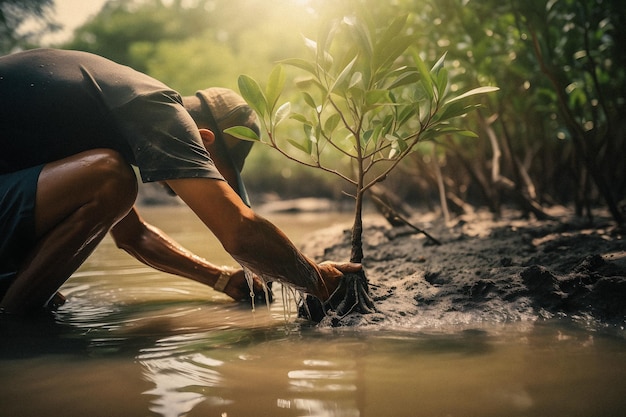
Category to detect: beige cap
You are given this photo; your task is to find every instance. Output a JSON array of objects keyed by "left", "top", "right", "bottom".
[{"left": 195, "top": 87, "right": 260, "bottom": 206}]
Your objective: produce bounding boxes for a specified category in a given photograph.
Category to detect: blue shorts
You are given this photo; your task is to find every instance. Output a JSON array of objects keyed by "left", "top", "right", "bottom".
[{"left": 0, "top": 165, "right": 43, "bottom": 298}]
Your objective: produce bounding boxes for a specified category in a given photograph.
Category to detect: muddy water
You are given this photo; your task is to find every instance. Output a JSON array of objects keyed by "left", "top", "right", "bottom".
[{"left": 1, "top": 206, "right": 625, "bottom": 417}]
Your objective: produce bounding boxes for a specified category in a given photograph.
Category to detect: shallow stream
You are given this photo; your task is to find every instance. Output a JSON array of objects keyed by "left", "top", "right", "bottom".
[{"left": 1, "top": 206, "right": 624, "bottom": 417}]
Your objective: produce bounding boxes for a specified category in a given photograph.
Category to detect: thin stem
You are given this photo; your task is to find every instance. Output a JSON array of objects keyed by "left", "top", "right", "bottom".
[{"left": 267, "top": 132, "right": 358, "bottom": 186}]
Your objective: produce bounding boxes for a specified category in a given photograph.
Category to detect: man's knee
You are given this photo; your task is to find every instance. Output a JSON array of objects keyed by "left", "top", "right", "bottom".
[
  {"left": 36, "top": 149, "right": 138, "bottom": 236},
  {"left": 87, "top": 149, "right": 138, "bottom": 213}
]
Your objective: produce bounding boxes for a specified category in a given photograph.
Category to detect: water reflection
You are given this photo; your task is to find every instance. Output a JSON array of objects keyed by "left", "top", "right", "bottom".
[
  {"left": 3, "top": 284, "right": 626, "bottom": 417},
  {"left": 141, "top": 351, "right": 224, "bottom": 417},
  {"left": 2, "top": 208, "right": 626, "bottom": 417},
  {"left": 131, "top": 320, "right": 365, "bottom": 417}
]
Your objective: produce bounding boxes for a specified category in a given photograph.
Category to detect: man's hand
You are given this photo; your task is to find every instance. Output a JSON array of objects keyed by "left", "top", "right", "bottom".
[
  {"left": 299, "top": 261, "right": 373, "bottom": 323},
  {"left": 221, "top": 262, "right": 359, "bottom": 304},
  {"left": 316, "top": 261, "right": 362, "bottom": 301},
  {"left": 222, "top": 269, "right": 272, "bottom": 303}
]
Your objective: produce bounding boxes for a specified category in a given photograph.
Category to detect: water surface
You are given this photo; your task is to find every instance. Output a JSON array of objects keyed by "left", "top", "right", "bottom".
[{"left": 1, "top": 206, "right": 624, "bottom": 417}]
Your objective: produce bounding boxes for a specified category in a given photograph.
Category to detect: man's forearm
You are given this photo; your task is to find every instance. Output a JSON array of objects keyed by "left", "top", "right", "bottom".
[
  {"left": 227, "top": 213, "right": 329, "bottom": 299},
  {"left": 166, "top": 178, "right": 334, "bottom": 300},
  {"left": 115, "top": 222, "right": 225, "bottom": 287}
]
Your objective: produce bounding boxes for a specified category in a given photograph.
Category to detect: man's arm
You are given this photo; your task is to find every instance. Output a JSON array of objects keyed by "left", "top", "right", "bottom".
[
  {"left": 110, "top": 207, "right": 264, "bottom": 301},
  {"left": 165, "top": 177, "right": 359, "bottom": 300}
]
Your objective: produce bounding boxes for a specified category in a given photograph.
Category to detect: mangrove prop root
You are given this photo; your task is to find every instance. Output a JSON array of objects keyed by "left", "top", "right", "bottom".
[{"left": 298, "top": 270, "right": 376, "bottom": 324}]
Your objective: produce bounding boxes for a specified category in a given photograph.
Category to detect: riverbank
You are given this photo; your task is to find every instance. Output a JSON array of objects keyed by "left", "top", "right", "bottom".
[{"left": 299, "top": 206, "right": 626, "bottom": 329}]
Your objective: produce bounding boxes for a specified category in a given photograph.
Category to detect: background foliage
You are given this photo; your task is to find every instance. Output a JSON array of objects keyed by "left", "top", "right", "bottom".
[
  {"left": 0, "top": 0, "right": 57, "bottom": 52},
  {"left": 7, "top": 0, "right": 626, "bottom": 224}
]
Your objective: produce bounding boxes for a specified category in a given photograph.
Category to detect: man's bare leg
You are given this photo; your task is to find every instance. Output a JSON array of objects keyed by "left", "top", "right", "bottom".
[{"left": 0, "top": 149, "right": 137, "bottom": 314}]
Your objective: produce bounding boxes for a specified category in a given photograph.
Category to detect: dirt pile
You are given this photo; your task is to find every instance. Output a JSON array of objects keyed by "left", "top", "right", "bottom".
[{"left": 300, "top": 208, "right": 626, "bottom": 328}]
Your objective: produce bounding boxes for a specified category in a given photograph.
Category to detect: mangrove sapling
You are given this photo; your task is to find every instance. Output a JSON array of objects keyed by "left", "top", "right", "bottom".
[{"left": 226, "top": 14, "right": 497, "bottom": 323}]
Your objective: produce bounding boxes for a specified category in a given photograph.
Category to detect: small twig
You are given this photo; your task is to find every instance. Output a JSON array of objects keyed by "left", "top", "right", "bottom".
[{"left": 369, "top": 193, "right": 442, "bottom": 246}]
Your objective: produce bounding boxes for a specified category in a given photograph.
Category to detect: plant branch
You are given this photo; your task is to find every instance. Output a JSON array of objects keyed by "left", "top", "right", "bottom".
[
  {"left": 267, "top": 132, "right": 358, "bottom": 186},
  {"left": 369, "top": 192, "right": 442, "bottom": 246}
]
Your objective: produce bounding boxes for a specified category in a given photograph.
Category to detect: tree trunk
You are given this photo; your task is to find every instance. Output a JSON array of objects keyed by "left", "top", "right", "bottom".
[{"left": 350, "top": 190, "right": 364, "bottom": 264}]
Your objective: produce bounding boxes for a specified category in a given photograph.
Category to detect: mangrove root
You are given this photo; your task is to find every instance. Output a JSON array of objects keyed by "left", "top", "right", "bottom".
[{"left": 298, "top": 270, "right": 376, "bottom": 324}]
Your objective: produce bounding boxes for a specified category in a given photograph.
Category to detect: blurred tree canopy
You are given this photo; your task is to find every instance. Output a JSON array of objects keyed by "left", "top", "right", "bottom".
[
  {"left": 15, "top": 0, "right": 625, "bottom": 223},
  {"left": 62, "top": 0, "right": 315, "bottom": 93},
  {"left": 0, "top": 0, "right": 58, "bottom": 53}
]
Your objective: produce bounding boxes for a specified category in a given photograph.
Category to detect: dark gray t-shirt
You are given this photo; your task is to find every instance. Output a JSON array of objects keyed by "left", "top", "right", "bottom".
[{"left": 0, "top": 48, "right": 223, "bottom": 183}]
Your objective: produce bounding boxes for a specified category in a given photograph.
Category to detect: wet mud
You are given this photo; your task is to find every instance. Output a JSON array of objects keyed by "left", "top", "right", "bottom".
[{"left": 299, "top": 208, "right": 626, "bottom": 328}]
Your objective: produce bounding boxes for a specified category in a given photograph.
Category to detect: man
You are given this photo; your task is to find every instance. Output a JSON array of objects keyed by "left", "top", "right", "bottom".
[{"left": 0, "top": 48, "right": 359, "bottom": 315}]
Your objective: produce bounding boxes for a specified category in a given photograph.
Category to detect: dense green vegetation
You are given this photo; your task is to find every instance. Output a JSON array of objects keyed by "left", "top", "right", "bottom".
[
  {"left": 10, "top": 0, "right": 626, "bottom": 224},
  {"left": 0, "top": 0, "right": 57, "bottom": 52},
  {"left": 227, "top": 12, "right": 498, "bottom": 261}
]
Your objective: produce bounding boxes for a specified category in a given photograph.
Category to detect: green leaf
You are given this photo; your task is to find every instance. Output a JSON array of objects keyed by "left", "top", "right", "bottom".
[
  {"left": 280, "top": 58, "right": 317, "bottom": 76},
  {"left": 444, "top": 86, "right": 500, "bottom": 105},
  {"left": 380, "top": 114, "right": 394, "bottom": 138},
  {"left": 294, "top": 77, "right": 323, "bottom": 91},
  {"left": 344, "top": 15, "right": 373, "bottom": 61},
  {"left": 435, "top": 67, "right": 448, "bottom": 100},
  {"left": 377, "top": 15, "right": 408, "bottom": 50},
  {"left": 317, "top": 22, "right": 339, "bottom": 71},
  {"left": 373, "top": 34, "right": 415, "bottom": 76},
  {"left": 431, "top": 52, "right": 447, "bottom": 74},
  {"left": 435, "top": 101, "right": 476, "bottom": 122},
  {"left": 289, "top": 113, "right": 310, "bottom": 124},
  {"left": 348, "top": 72, "right": 363, "bottom": 90},
  {"left": 456, "top": 130, "right": 479, "bottom": 138},
  {"left": 266, "top": 65, "right": 286, "bottom": 111},
  {"left": 397, "top": 136, "right": 409, "bottom": 152},
  {"left": 303, "top": 124, "right": 315, "bottom": 153},
  {"left": 317, "top": 19, "right": 339, "bottom": 63},
  {"left": 330, "top": 55, "right": 358, "bottom": 93},
  {"left": 302, "top": 92, "right": 317, "bottom": 109},
  {"left": 224, "top": 126, "right": 260, "bottom": 142},
  {"left": 365, "top": 89, "right": 391, "bottom": 106},
  {"left": 303, "top": 36, "right": 318, "bottom": 55},
  {"left": 396, "top": 104, "right": 418, "bottom": 127},
  {"left": 274, "top": 102, "right": 291, "bottom": 126},
  {"left": 362, "top": 129, "right": 373, "bottom": 146},
  {"left": 238, "top": 75, "right": 267, "bottom": 117},
  {"left": 420, "top": 125, "right": 471, "bottom": 141},
  {"left": 386, "top": 69, "right": 420, "bottom": 90},
  {"left": 386, "top": 134, "right": 407, "bottom": 159},
  {"left": 323, "top": 113, "right": 341, "bottom": 133},
  {"left": 370, "top": 122, "right": 384, "bottom": 147},
  {"left": 420, "top": 127, "right": 447, "bottom": 142},
  {"left": 303, "top": 35, "right": 333, "bottom": 70},
  {"left": 410, "top": 49, "right": 434, "bottom": 100},
  {"left": 287, "top": 138, "right": 310, "bottom": 154}
]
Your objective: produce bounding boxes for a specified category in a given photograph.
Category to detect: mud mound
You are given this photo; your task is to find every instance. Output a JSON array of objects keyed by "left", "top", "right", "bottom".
[{"left": 299, "top": 208, "right": 626, "bottom": 328}]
